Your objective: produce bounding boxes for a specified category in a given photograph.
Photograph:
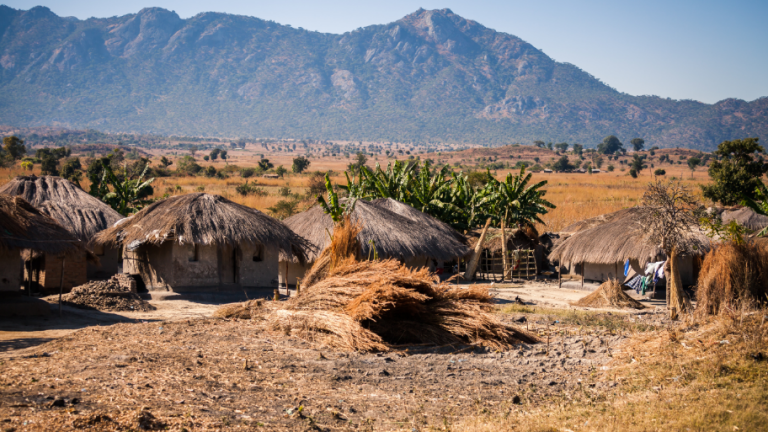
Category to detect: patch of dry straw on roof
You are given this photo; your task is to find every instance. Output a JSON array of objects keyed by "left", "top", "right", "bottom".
[
  {"left": 93, "top": 193, "right": 312, "bottom": 263},
  {"left": 550, "top": 207, "right": 711, "bottom": 267},
  {"left": 218, "top": 219, "right": 538, "bottom": 352},
  {"left": 0, "top": 195, "right": 82, "bottom": 255},
  {"left": 0, "top": 175, "right": 122, "bottom": 241},
  {"left": 283, "top": 199, "right": 470, "bottom": 263},
  {"left": 572, "top": 279, "right": 646, "bottom": 309}
]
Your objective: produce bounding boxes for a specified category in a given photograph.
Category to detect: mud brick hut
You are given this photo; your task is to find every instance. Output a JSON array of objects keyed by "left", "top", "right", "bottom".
[
  {"left": 93, "top": 193, "right": 310, "bottom": 292},
  {"left": 550, "top": 207, "right": 711, "bottom": 286},
  {"left": 465, "top": 226, "right": 545, "bottom": 277},
  {"left": 0, "top": 195, "right": 82, "bottom": 296},
  {"left": 281, "top": 198, "right": 470, "bottom": 288},
  {"left": 0, "top": 175, "right": 123, "bottom": 289}
]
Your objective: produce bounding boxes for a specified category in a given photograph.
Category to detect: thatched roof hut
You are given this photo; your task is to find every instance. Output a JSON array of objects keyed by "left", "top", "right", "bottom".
[
  {"left": 0, "top": 195, "right": 81, "bottom": 255},
  {"left": 0, "top": 175, "right": 122, "bottom": 242},
  {"left": 283, "top": 199, "right": 469, "bottom": 263},
  {"left": 94, "top": 193, "right": 310, "bottom": 263},
  {"left": 721, "top": 207, "right": 768, "bottom": 232},
  {"left": 550, "top": 207, "right": 712, "bottom": 268}
]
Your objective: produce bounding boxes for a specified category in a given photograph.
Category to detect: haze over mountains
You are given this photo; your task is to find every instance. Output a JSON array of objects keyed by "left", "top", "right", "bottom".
[{"left": 0, "top": 5, "right": 765, "bottom": 150}]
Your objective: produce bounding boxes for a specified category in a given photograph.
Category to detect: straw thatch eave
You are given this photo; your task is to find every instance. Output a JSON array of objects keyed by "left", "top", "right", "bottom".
[
  {"left": 283, "top": 199, "right": 471, "bottom": 263},
  {"left": 369, "top": 198, "right": 467, "bottom": 244},
  {"left": 466, "top": 227, "right": 538, "bottom": 254},
  {"left": 721, "top": 207, "right": 768, "bottom": 232},
  {"left": 0, "top": 175, "right": 122, "bottom": 241},
  {"left": 93, "top": 193, "right": 312, "bottom": 263},
  {"left": 0, "top": 195, "right": 83, "bottom": 255},
  {"left": 550, "top": 207, "right": 712, "bottom": 267}
]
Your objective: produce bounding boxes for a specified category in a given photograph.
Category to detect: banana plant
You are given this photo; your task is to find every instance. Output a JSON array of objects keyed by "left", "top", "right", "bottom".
[
  {"left": 97, "top": 162, "right": 155, "bottom": 216},
  {"left": 492, "top": 166, "right": 556, "bottom": 229},
  {"left": 318, "top": 173, "right": 356, "bottom": 223}
]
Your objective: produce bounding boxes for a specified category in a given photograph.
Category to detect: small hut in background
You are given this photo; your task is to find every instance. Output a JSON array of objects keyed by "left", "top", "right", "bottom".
[
  {"left": 0, "top": 175, "right": 123, "bottom": 289},
  {"left": 0, "top": 195, "right": 81, "bottom": 298},
  {"left": 550, "top": 207, "right": 711, "bottom": 286},
  {"left": 93, "top": 193, "right": 310, "bottom": 292},
  {"left": 721, "top": 207, "right": 768, "bottom": 233},
  {"left": 282, "top": 199, "right": 470, "bottom": 287},
  {"left": 464, "top": 226, "right": 544, "bottom": 279}
]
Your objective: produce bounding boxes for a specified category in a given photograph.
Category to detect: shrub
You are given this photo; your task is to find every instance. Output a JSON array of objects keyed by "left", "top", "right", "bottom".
[
  {"left": 240, "top": 167, "right": 255, "bottom": 178},
  {"left": 654, "top": 169, "right": 666, "bottom": 176}
]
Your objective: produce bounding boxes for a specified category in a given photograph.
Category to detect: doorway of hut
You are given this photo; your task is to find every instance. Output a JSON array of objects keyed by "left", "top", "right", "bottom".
[{"left": 218, "top": 245, "right": 239, "bottom": 285}]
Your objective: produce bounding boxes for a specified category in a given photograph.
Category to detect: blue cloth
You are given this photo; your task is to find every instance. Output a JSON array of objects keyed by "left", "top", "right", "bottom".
[{"left": 624, "top": 259, "right": 630, "bottom": 277}]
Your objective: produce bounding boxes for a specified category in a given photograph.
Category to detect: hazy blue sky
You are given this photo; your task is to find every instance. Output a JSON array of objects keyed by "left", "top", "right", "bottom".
[{"left": 4, "top": 0, "right": 767, "bottom": 104}]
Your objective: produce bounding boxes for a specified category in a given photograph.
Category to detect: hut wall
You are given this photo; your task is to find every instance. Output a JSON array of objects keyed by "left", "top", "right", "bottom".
[
  {"left": 239, "top": 243, "right": 280, "bottom": 288},
  {"left": 0, "top": 249, "right": 21, "bottom": 293},
  {"left": 404, "top": 256, "right": 434, "bottom": 270},
  {"left": 123, "top": 243, "right": 176, "bottom": 290},
  {"left": 568, "top": 258, "right": 696, "bottom": 285},
  {"left": 39, "top": 252, "right": 87, "bottom": 293},
  {"left": 278, "top": 261, "right": 309, "bottom": 289},
  {"left": 172, "top": 243, "right": 220, "bottom": 288},
  {"left": 87, "top": 245, "right": 119, "bottom": 280}
]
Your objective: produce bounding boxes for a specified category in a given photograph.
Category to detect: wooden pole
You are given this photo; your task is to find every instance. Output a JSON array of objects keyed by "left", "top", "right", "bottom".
[
  {"left": 581, "top": 262, "right": 584, "bottom": 288},
  {"left": 285, "top": 261, "right": 289, "bottom": 296},
  {"left": 58, "top": 256, "right": 66, "bottom": 317},
  {"left": 501, "top": 210, "right": 508, "bottom": 282},
  {"left": 463, "top": 218, "right": 492, "bottom": 281},
  {"left": 558, "top": 262, "right": 562, "bottom": 288}
]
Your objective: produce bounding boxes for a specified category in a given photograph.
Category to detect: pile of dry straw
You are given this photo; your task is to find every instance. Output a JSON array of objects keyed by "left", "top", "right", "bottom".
[
  {"left": 573, "top": 279, "right": 646, "bottom": 310},
  {"left": 695, "top": 240, "right": 768, "bottom": 316},
  {"left": 218, "top": 219, "right": 537, "bottom": 351}
]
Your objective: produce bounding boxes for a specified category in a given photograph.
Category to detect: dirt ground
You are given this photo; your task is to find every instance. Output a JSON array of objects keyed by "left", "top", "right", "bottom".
[{"left": 0, "top": 283, "right": 668, "bottom": 431}]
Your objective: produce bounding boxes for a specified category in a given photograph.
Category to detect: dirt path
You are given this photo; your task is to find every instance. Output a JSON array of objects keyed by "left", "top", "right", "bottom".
[{"left": 0, "top": 300, "right": 218, "bottom": 357}]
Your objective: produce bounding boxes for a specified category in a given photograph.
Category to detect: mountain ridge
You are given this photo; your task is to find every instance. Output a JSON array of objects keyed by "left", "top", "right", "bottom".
[{"left": 0, "top": 5, "right": 765, "bottom": 150}]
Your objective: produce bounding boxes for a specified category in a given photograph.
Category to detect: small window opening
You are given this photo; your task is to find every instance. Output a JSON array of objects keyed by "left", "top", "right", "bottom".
[
  {"left": 253, "top": 245, "right": 263, "bottom": 262},
  {"left": 189, "top": 244, "right": 199, "bottom": 262}
]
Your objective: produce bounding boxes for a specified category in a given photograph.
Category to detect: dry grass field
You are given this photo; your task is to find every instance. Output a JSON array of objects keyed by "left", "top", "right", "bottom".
[{"left": 0, "top": 144, "right": 714, "bottom": 231}]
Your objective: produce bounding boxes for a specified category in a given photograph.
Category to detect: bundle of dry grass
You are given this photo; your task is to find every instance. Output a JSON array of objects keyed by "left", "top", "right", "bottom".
[
  {"left": 695, "top": 241, "right": 768, "bottom": 316},
  {"left": 213, "top": 299, "right": 264, "bottom": 319},
  {"left": 573, "top": 279, "right": 646, "bottom": 309},
  {"left": 267, "top": 216, "right": 537, "bottom": 351}
]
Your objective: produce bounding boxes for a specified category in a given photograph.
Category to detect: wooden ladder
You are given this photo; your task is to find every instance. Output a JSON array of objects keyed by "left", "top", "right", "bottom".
[{"left": 505, "top": 249, "right": 537, "bottom": 281}]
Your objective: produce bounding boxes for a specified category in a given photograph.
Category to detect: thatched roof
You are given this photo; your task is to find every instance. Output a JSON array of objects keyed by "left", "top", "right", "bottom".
[
  {"left": 93, "top": 193, "right": 312, "bottom": 263},
  {"left": 370, "top": 198, "right": 466, "bottom": 243},
  {"left": 283, "top": 199, "right": 470, "bottom": 263},
  {"left": 466, "top": 226, "right": 538, "bottom": 253},
  {"left": 0, "top": 175, "right": 122, "bottom": 241},
  {"left": 0, "top": 195, "right": 82, "bottom": 255},
  {"left": 721, "top": 207, "right": 768, "bottom": 232},
  {"left": 550, "top": 207, "right": 712, "bottom": 267}
]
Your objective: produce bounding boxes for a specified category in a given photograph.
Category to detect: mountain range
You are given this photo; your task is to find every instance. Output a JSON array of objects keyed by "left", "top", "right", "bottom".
[{"left": 0, "top": 5, "right": 765, "bottom": 150}]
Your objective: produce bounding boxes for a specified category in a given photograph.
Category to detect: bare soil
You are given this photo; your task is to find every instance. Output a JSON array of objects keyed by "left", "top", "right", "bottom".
[{"left": 0, "top": 311, "right": 632, "bottom": 431}]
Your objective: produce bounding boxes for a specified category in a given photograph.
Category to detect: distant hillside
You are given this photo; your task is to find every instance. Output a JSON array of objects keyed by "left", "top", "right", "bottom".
[{"left": 0, "top": 6, "right": 765, "bottom": 150}]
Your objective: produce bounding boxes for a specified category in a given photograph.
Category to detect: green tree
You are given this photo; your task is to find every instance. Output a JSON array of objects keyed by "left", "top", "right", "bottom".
[
  {"left": 701, "top": 138, "right": 767, "bottom": 205},
  {"left": 654, "top": 168, "right": 666, "bottom": 176},
  {"left": 552, "top": 155, "right": 575, "bottom": 172},
  {"left": 3, "top": 136, "right": 26, "bottom": 160},
  {"left": 292, "top": 156, "right": 311, "bottom": 173},
  {"left": 631, "top": 138, "right": 645, "bottom": 152},
  {"left": 203, "top": 155, "right": 210, "bottom": 161},
  {"left": 159, "top": 156, "right": 172, "bottom": 168},
  {"left": 258, "top": 158, "right": 274, "bottom": 171},
  {"left": 267, "top": 199, "right": 299, "bottom": 220},
  {"left": 572, "top": 144, "right": 583, "bottom": 156},
  {"left": 597, "top": 135, "right": 624, "bottom": 155},
  {"left": 554, "top": 142, "right": 569, "bottom": 153},
  {"left": 40, "top": 155, "right": 59, "bottom": 175},
  {"left": 275, "top": 165, "right": 287, "bottom": 178},
  {"left": 629, "top": 169, "right": 638, "bottom": 178},
  {"left": 687, "top": 156, "right": 701, "bottom": 178},
  {"left": 348, "top": 152, "right": 368, "bottom": 173},
  {"left": 630, "top": 154, "right": 648, "bottom": 175},
  {"left": 533, "top": 140, "right": 546, "bottom": 148},
  {"left": 209, "top": 148, "right": 220, "bottom": 161},
  {"left": 60, "top": 157, "right": 83, "bottom": 186}
]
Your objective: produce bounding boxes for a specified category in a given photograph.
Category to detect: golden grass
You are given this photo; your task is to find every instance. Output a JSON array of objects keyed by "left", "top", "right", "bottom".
[{"left": 456, "top": 310, "right": 768, "bottom": 432}]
